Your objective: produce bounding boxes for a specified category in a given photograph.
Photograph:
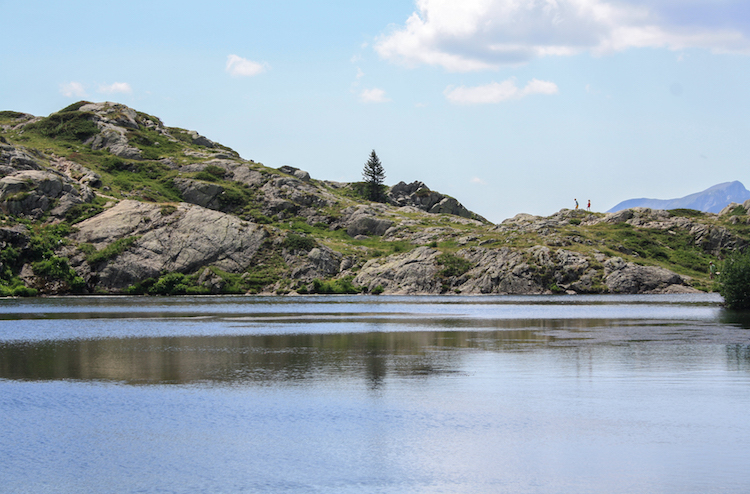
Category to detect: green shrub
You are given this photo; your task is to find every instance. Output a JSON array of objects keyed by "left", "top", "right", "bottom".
[
  {"left": 719, "top": 249, "right": 750, "bottom": 309},
  {"left": 86, "top": 236, "right": 139, "bottom": 264},
  {"left": 436, "top": 253, "right": 473, "bottom": 278},
  {"left": 25, "top": 111, "right": 99, "bottom": 142},
  {"left": 309, "top": 276, "right": 360, "bottom": 294},
  {"left": 65, "top": 203, "right": 104, "bottom": 224},
  {"left": 283, "top": 233, "right": 317, "bottom": 252}
]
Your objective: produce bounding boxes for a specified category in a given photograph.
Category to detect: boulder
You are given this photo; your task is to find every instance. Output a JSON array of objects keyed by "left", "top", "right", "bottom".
[
  {"left": 354, "top": 246, "right": 441, "bottom": 294},
  {"left": 73, "top": 200, "right": 268, "bottom": 289},
  {"left": 173, "top": 178, "right": 223, "bottom": 209},
  {"left": 0, "top": 170, "right": 92, "bottom": 218},
  {"left": 346, "top": 215, "right": 394, "bottom": 237},
  {"left": 603, "top": 257, "right": 686, "bottom": 293},
  {"left": 0, "top": 144, "right": 42, "bottom": 176}
]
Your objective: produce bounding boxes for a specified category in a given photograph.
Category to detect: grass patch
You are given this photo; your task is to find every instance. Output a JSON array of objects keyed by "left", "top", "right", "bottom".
[
  {"left": 86, "top": 236, "right": 140, "bottom": 264},
  {"left": 25, "top": 111, "right": 100, "bottom": 142}
]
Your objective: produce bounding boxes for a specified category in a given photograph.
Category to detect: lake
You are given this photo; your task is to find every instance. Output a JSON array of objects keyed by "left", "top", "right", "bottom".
[{"left": 2, "top": 293, "right": 750, "bottom": 493}]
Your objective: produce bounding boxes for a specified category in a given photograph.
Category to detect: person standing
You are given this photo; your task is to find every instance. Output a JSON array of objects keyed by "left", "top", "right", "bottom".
[
  {"left": 574, "top": 198, "right": 579, "bottom": 210},
  {"left": 587, "top": 200, "right": 591, "bottom": 211}
]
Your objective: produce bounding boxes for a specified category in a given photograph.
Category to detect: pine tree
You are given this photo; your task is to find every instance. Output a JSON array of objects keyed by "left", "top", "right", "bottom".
[{"left": 362, "top": 150, "right": 386, "bottom": 202}]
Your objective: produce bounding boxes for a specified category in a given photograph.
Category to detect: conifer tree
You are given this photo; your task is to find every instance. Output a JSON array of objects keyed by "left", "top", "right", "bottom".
[{"left": 362, "top": 150, "right": 386, "bottom": 202}]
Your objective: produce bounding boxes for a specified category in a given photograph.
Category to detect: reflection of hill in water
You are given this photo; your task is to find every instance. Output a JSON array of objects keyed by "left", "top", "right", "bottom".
[{"left": 0, "top": 329, "right": 550, "bottom": 385}]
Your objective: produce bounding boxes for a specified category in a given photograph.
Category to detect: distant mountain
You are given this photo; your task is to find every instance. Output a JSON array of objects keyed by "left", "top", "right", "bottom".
[{"left": 608, "top": 181, "right": 750, "bottom": 213}]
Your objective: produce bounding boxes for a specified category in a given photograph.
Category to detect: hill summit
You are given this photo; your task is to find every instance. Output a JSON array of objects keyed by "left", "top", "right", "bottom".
[{"left": 1, "top": 101, "right": 749, "bottom": 296}]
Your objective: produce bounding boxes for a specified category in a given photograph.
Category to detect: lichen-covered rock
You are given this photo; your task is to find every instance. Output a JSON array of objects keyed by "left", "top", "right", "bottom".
[
  {"left": 603, "top": 257, "right": 686, "bottom": 293},
  {"left": 74, "top": 200, "right": 268, "bottom": 290},
  {"left": 0, "top": 170, "right": 92, "bottom": 218},
  {"left": 173, "top": 178, "right": 223, "bottom": 210},
  {"left": 354, "top": 246, "right": 441, "bottom": 294},
  {"left": 0, "top": 144, "right": 42, "bottom": 176}
]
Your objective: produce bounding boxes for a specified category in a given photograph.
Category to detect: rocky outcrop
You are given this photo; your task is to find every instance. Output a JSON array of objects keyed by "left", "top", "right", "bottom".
[
  {"left": 603, "top": 257, "right": 694, "bottom": 294},
  {"left": 0, "top": 170, "right": 94, "bottom": 218},
  {"left": 354, "top": 246, "right": 442, "bottom": 294},
  {"left": 73, "top": 200, "right": 267, "bottom": 290},
  {"left": 387, "top": 181, "right": 483, "bottom": 220},
  {"left": 173, "top": 178, "right": 223, "bottom": 210},
  {"left": 0, "top": 144, "right": 42, "bottom": 176}
]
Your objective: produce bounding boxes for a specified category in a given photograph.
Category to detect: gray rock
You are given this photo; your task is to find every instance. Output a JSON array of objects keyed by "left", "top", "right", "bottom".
[
  {"left": 354, "top": 246, "right": 441, "bottom": 294},
  {"left": 346, "top": 215, "right": 394, "bottom": 237},
  {"left": 173, "top": 178, "right": 223, "bottom": 210},
  {"left": 0, "top": 170, "right": 89, "bottom": 218},
  {"left": 74, "top": 200, "right": 268, "bottom": 289},
  {"left": 187, "top": 130, "right": 216, "bottom": 148},
  {"left": 0, "top": 144, "right": 42, "bottom": 176},
  {"left": 603, "top": 257, "right": 686, "bottom": 293}
]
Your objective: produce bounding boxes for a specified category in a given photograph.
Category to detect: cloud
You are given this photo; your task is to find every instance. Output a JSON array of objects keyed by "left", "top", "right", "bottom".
[
  {"left": 375, "top": 0, "right": 750, "bottom": 72},
  {"left": 226, "top": 54, "right": 268, "bottom": 77},
  {"left": 98, "top": 82, "right": 132, "bottom": 94},
  {"left": 360, "top": 88, "right": 391, "bottom": 103},
  {"left": 60, "top": 82, "right": 86, "bottom": 98},
  {"left": 471, "top": 177, "right": 487, "bottom": 185},
  {"left": 445, "top": 78, "right": 558, "bottom": 104}
]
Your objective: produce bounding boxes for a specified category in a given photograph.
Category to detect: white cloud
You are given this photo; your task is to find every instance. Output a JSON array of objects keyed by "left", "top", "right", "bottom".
[
  {"left": 98, "top": 82, "right": 132, "bottom": 94},
  {"left": 375, "top": 0, "right": 750, "bottom": 72},
  {"left": 444, "top": 78, "right": 558, "bottom": 104},
  {"left": 60, "top": 82, "right": 86, "bottom": 98},
  {"left": 471, "top": 177, "right": 487, "bottom": 185},
  {"left": 226, "top": 54, "right": 268, "bottom": 77},
  {"left": 360, "top": 88, "right": 391, "bottom": 103}
]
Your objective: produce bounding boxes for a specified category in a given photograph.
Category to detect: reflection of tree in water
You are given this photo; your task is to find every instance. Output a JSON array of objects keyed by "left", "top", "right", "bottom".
[
  {"left": 725, "top": 344, "right": 750, "bottom": 372},
  {"left": 0, "top": 330, "right": 547, "bottom": 385}
]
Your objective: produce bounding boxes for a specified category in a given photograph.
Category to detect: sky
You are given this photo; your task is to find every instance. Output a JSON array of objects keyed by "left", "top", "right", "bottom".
[{"left": 2, "top": 0, "right": 750, "bottom": 223}]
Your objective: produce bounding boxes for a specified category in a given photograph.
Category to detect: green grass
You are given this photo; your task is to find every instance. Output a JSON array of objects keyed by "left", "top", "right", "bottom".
[
  {"left": 25, "top": 111, "right": 100, "bottom": 142},
  {"left": 86, "top": 236, "right": 140, "bottom": 264}
]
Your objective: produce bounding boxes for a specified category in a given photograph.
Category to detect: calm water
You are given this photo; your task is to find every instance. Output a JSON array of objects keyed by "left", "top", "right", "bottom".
[{"left": 2, "top": 294, "right": 750, "bottom": 493}]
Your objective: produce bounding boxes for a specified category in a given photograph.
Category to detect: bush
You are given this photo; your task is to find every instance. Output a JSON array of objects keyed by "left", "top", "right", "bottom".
[
  {"left": 283, "top": 233, "right": 317, "bottom": 252},
  {"left": 26, "top": 111, "right": 99, "bottom": 142},
  {"left": 719, "top": 249, "right": 750, "bottom": 309},
  {"left": 436, "top": 253, "right": 473, "bottom": 278}
]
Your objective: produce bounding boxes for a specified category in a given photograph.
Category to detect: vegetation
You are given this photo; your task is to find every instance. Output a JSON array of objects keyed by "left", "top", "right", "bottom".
[
  {"left": 719, "top": 249, "right": 750, "bottom": 309},
  {"left": 25, "top": 111, "right": 99, "bottom": 142},
  {"left": 362, "top": 150, "right": 386, "bottom": 202},
  {"left": 436, "top": 253, "right": 473, "bottom": 278},
  {"left": 86, "top": 236, "right": 140, "bottom": 264}
]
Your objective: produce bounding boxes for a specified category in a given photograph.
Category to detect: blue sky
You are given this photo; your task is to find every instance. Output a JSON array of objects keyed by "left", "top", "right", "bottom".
[{"left": 2, "top": 0, "right": 750, "bottom": 222}]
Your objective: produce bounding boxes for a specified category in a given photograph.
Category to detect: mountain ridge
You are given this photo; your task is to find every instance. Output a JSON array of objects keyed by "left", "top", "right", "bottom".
[{"left": 609, "top": 181, "right": 750, "bottom": 214}]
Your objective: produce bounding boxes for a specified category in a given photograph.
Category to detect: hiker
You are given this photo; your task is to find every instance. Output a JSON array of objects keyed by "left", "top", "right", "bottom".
[
  {"left": 574, "top": 199, "right": 579, "bottom": 210},
  {"left": 709, "top": 261, "right": 717, "bottom": 280},
  {"left": 587, "top": 200, "right": 591, "bottom": 211}
]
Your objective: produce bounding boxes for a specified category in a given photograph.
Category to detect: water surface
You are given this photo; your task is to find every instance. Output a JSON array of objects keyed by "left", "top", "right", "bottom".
[{"left": 2, "top": 294, "right": 750, "bottom": 493}]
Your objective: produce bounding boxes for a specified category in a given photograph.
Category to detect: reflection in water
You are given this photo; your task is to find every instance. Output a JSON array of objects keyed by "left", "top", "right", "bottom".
[{"left": 0, "top": 330, "right": 546, "bottom": 384}]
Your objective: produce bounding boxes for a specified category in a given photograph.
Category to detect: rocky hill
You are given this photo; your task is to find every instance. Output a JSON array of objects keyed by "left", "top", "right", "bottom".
[{"left": 1, "top": 102, "right": 749, "bottom": 296}]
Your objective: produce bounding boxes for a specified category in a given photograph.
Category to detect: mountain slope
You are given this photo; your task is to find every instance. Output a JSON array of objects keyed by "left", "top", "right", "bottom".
[
  {"left": 1, "top": 101, "right": 749, "bottom": 296},
  {"left": 609, "top": 181, "right": 750, "bottom": 213}
]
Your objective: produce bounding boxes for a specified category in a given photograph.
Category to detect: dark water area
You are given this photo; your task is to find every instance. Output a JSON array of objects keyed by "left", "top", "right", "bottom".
[{"left": 2, "top": 294, "right": 750, "bottom": 493}]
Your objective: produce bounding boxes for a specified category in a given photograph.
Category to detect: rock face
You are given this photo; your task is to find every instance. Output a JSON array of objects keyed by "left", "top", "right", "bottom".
[
  {"left": 387, "top": 181, "right": 483, "bottom": 220},
  {"left": 73, "top": 200, "right": 267, "bottom": 290},
  {"left": 603, "top": 257, "right": 686, "bottom": 293},
  {"left": 0, "top": 169, "right": 94, "bottom": 218},
  {"left": 354, "top": 247, "right": 442, "bottom": 294}
]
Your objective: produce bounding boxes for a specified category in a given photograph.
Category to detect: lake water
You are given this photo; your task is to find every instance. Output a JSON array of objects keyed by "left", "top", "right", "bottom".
[{"left": 2, "top": 294, "right": 750, "bottom": 493}]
